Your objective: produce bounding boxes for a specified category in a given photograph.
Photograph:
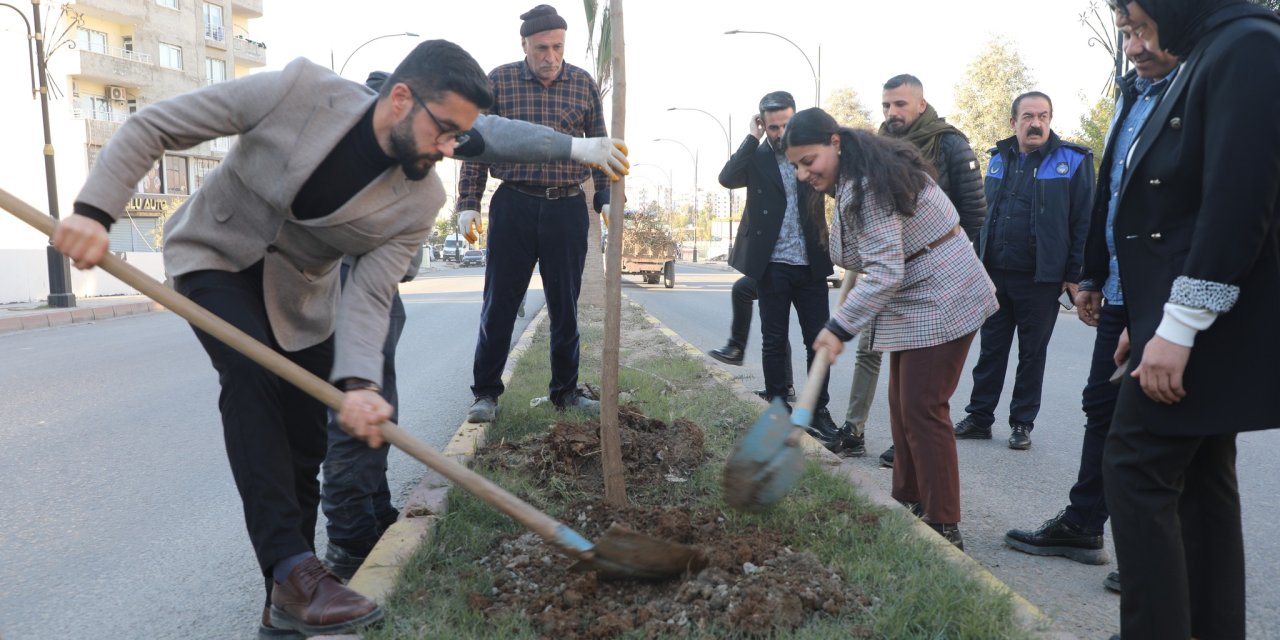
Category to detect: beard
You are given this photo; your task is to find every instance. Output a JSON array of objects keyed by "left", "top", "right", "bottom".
[
  {"left": 390, "top": 116, "right": 443, "bottom": 181},
  {"left": 886, "top": 117, "right": 908, "bottom": 134}
]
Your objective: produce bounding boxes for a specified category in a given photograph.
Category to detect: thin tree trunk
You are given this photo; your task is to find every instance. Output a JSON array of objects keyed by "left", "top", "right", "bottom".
[{"left": 599, "top": 0, "right": 627, "bottom": 506}]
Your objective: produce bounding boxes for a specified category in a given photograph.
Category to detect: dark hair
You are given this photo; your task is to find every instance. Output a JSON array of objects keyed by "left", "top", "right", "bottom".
[
  {"left": 383, "top": 40, "right": 494, "bottom": 110},
  {"left": 758, "top": 90, "right": 796, "bottom": 115},
  {"left": 782, "top": 107, "right": 935, "bottom": 217},
  {"left": 883, "top": 74, "right": 923, "bottom": 91},
  {"left": 1010, "top": 91, "right": 1053, "bottom": 120},
  {"left": 1104, "top": 0, "right": 1130, "bottom": 16}
]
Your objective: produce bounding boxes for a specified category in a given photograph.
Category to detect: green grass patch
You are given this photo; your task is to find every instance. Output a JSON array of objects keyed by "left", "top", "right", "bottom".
[{"left": 365, "top": 303, "right": 1035, "bottom": 639}]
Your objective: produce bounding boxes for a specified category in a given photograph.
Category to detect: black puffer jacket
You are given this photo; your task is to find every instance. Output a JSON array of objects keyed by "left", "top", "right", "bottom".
[{"left": 933, "top": 131, "right": 987, "bottom": 244}]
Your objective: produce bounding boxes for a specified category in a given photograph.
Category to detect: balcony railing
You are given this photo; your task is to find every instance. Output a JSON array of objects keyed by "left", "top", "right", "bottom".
[
  {"left": 232, "top": 36, "right": 266, "bottom": 64},
  {"left": 205, "top": 24, "right": 226, "bottom": 44},
  {"left": 82, "top": 44, "right": 153, "bottom": 65},
  {"left": 72, "top": 107, "right": 129, "bottom": 123}
]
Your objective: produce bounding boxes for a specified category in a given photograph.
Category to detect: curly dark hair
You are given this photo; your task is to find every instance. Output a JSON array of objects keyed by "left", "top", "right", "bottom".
[{"left": 781, "top": 107, "right": 935, "bottom": 217}]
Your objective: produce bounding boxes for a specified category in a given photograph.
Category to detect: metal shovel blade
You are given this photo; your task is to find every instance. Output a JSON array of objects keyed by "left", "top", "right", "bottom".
[
  {"left": 574, "top": 523, "right": 709, "bottom": 581},
  {"left": 722, "top": 398, "right": 806, "bottom": 512}
]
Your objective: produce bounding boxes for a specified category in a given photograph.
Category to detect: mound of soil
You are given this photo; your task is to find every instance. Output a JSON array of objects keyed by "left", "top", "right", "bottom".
[
  {"left": 469, "top": 406, "right": 874, "bottom": 638},
  {"left": 472, "top": 503, "right": 872, "bottom": 639},
  {"left": 542, "top": 404, "right": 706, "bottom": 489}
]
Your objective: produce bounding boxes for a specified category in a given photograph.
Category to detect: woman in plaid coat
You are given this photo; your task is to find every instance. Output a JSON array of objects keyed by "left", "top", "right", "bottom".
[{"left": 783, "top": 108, "right": 998, "bottom": 549}]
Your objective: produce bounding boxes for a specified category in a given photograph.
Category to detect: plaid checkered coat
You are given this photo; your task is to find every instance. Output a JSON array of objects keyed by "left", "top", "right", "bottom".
[{"left": 829, "top": 176, "right": 997, "bottom": 352}]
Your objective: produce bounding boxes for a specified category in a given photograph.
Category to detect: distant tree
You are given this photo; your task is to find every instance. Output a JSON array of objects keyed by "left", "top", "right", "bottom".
[
  {"left": 823, "top": 87, "right": 874, "bottom": 129},
  {"left": 1068, "top": 93, "right": 1116, "bottom": 174},
  {"left": 951, "top": 37, "right": 1036, "bottom": 173},
  {"left": 1254, "top": 0, "right": 1279, "bottom": 11}
]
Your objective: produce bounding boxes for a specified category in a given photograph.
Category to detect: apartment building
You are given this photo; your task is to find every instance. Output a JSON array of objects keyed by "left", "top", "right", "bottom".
[{"left": 68, "top": 0, "right": 266, "bottom": 250}]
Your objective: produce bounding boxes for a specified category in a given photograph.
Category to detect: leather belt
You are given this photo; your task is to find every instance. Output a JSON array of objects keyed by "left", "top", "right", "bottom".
[
  {"left": 906, "top": 225, "right": 962, "bottom": 262},
  {"left": 504, "top": 182, "right": 582, "bottom": 200}
]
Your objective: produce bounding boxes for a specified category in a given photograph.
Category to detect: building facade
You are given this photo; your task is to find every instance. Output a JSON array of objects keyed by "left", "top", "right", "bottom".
[{"left": 0, "top": 0, "right": 266, "bottom": 302}]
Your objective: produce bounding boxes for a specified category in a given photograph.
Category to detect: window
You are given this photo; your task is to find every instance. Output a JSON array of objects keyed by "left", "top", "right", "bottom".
[
  {"left": 203, "top": 3, "right": 225, "bottom": 41},
  {"left": 157, "top": 0, "right": 178, "bottom": 9},
  {"left": 192, "top": 157, "right": 220, "bottom": 191},
  {"left": 165, "top": 155, "right": 189, "bottom": 195},
  {"left": 87, "top": 144, "right": 103, "bottom": 171},
  {"left": 85, "top": 96, "right": 111, "bottom": 121},
  {"left": 205, "top": 57, "right": 226, "bottom": 84},
  {"left": 158, "top": 43, "right": 183, "bottom": 70},
  {"left": 76, "top": 28, "right": 108, "bottom": 54},
  {"left": 138, "top": 162, "right": 163, "bottom": 194}
]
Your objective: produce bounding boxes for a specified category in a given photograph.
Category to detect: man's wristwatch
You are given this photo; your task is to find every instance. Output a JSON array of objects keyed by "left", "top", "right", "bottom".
[{"left": 336, "top": 378, "right": 381, "bottom": 393}]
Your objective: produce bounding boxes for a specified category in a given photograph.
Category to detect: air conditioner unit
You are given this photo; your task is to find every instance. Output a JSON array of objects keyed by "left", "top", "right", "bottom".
[{"left": 108, "top": 86, "right": 127, "bottom": 102}]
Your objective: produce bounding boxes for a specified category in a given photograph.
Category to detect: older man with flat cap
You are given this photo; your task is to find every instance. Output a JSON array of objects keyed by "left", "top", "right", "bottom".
[{"left": 458, "top": 4, "right": 613, "bottom": 423}]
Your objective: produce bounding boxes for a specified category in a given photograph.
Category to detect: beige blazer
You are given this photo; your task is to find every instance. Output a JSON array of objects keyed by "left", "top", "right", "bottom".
[{"left": 76, "top": 58, "right": 443, "bottom": 385}]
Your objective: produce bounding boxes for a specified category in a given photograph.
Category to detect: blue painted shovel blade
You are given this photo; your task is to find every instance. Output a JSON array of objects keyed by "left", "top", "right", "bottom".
[{"left": 723, "top": 398, "right": 806, "bottom": 511}]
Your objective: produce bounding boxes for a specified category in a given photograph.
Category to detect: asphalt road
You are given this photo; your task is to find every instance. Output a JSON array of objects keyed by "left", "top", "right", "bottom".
[
  {"left": 625, "top": 262, "right": 1280, "bottom": 640},
  {"left": 0, "top": 265, "right": 544, "bottom": 639}
]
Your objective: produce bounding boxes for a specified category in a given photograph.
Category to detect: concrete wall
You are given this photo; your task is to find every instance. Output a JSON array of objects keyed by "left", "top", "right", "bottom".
[{"left": 0, "top": 250, "right": 165, "bottom": 304}]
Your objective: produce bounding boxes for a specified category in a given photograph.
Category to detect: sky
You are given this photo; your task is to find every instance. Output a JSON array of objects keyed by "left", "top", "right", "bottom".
[{"left": 251, "top": 0, "right": 1120, "bottom": 209}]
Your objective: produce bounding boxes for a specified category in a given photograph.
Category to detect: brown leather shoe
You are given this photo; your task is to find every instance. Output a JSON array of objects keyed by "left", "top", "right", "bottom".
[
  {"left": 258, "top": 607, "right": 305, "bottom": 639},
  {"left": 268, "top": 556, "right": 383, "bottom": 635}
]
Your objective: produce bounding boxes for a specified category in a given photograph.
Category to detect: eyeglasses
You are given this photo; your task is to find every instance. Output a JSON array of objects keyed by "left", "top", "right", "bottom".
[{"left": 408, "top": 89, "right": 471, "bottom": 147}]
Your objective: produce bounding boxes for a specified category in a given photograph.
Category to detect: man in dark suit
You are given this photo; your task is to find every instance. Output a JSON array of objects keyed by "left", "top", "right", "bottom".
[
  {"left": 718, "top": 91, "right": 846, "bottom": 452},
  {"left": 1099, "top": 1, "right": 1280, "bottom": 638},
  {"left": 53, "top": 41, "right": 491, "bottom": 638}
]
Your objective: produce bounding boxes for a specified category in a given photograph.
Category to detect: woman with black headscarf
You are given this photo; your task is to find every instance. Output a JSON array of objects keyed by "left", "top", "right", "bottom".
[{"left": 1098, "top": 1, "right": 1280, "bottom": 638}]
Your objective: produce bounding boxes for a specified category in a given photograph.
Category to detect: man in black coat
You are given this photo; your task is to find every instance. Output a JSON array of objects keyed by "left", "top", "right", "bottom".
[
  {"left": 1100, "top": 1, "right": 1280, "bottom": 638},
  {"left": 718, "top": 90, "right": 845, "bottom": 452}
]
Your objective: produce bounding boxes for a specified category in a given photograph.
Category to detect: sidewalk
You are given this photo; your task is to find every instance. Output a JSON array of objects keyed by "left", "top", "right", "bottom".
[{"left": 0, "top": 295, "right": 164, "bottom": 335}]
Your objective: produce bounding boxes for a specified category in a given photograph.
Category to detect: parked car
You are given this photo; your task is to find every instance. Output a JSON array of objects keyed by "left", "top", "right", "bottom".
[{"left": 460, "top": 249, "right": 487, "bottom": 267}]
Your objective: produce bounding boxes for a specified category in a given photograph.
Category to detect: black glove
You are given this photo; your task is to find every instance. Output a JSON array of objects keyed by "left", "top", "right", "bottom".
[{"left": 593, "top": 189, "right": 609, "bottom": 214}]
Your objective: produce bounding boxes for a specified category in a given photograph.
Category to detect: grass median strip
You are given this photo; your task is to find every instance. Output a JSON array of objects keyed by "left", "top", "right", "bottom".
[{"left": 364, "top": 303, "right": 1033, "bottom": 639}]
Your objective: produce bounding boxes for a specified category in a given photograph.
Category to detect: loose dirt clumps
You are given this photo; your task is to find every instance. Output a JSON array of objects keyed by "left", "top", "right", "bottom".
[
  {"left": 472, "top": 503, "right": 871, "bottom": 639},
  {"left": 469, "top": 406, "right": 873, "bottom": 638},
  {"left": 541, "top": 404, "right": 706, "bottom": 489}
]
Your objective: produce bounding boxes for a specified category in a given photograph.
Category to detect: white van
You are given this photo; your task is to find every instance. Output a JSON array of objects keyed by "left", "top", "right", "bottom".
[{"left": 441, "top": 233, "right": 469, "bottom": 262}]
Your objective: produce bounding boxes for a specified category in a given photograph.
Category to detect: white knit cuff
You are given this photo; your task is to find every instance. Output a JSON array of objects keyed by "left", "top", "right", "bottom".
[{"left": 1154, "top": 302, "right": 1218, "bottom": 348}]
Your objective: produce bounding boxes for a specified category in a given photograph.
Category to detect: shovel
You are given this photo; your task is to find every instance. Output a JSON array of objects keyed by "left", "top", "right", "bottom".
[
  {"left": 722, "top": 348, "right": 832, "bottom": 512},
  {"left": 0, "top": 188, "right": 705, "bottom": 582}
]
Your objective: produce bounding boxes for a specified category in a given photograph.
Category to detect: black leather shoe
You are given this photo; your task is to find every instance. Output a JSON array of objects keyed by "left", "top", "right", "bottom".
[
  {"left": 879, "top": 445, "right": 895, "bottom": 467},
  {"left": 953, "top": 415, "right": 992, "bottom": 440},
  {"left": 1005, "top": 510, "right": 1107, "bottom": 564},
  {"left": 839, "top": 422, "right": 866, "bottom": 457},
  {"left": 753, "top": 385, "right": 797, "bottom": 403},
  {"left": 708, "top": 343, "right": 745, "bottom": 366},
  {"left": 1104, "top": 571, "right": 1121, "bottom": 593},
  {"left": 928, "top": 523, "right": 965, "bottom": 551},
  {"left": 804, "top": 408, "right": 845, "bottom": 453},
  {"left": 1008, "top": 422, "right": 1033, "bottom": 450}
]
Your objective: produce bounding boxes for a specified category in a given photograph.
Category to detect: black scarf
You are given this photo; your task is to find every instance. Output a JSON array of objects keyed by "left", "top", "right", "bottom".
[{"left": 1134, "top": 0, "right": 1279, "bottom": 57}]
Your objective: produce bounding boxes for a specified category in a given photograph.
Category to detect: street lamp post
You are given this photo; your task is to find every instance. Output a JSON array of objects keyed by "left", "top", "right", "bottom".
[
  {"left": 333, "top": 32, "right": 419, "bottom": 76},
  {"left": 3, "top": 1, "right": 75, "bottom": 307},
  {"left": 668, "top": 106, "right": 737, "bottom": 257},
  {"left": 653, "top": 138, "right": 699, "bottom": 262},
  {"left": 724, "top": 29, "right": 821, "bottom": 107}
]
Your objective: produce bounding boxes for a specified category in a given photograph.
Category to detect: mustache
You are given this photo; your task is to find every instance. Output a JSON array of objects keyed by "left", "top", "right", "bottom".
[{"left": 1027, "top": 126, "right": 1045, "bottom": 137}]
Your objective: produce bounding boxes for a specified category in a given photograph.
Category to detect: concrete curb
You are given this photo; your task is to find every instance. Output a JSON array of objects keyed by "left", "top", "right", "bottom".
[
  {"left": 636, "top": 299, "right": 1069, "bottom": 640},
  {"left": 0, "top": 300, "right": 165, "bottom": 334},
  {"left": 345, "top": 306, "right": 549, "bottom": 606}
]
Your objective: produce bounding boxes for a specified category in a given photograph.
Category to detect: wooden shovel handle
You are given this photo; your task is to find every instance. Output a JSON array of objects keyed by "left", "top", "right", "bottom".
[
  {"left": 795, "top": 347, "right": 831, "bottom": 415},
  {"left": 0, "top": 187, "right": 592, "bottom": 559}
]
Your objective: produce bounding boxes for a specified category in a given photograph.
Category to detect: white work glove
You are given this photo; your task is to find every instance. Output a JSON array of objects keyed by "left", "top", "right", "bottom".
[
  {"left": 458, "top": 210, "right": 483, "bottom": 244},
  {"left": 570, "top": 137, "right": 630, "bottom": 181}
]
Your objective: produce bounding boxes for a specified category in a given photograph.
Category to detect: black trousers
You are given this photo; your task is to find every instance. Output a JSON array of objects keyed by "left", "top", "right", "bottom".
[
  {"left": 756, "top": 263, "right": 829, "bottom": 407},
  {"left": 472, "top": 185, "right": 588, "bottom": 405},
  {"left": 965, "top": 268, "right": 1062, "bottom": 428},
  {"left": 1103, "top": 392, "right": 1245, "bottom": 639},
  {"left": 1060, "top": 302, "right": 1125, "bottom": 532},
  {"left": 320, "top": 263, "right": 402, "bottom": 555},
  {"left": 727, "top": 275, "right": 792, "bottom": 383},
  {"left": 174, "top": 262, "right": 333, "bottom": 584}
]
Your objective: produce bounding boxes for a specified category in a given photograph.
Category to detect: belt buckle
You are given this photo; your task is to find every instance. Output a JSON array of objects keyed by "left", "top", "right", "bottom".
[{"left": 544, "top": 187, "right": 560, "bottom": 200}]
